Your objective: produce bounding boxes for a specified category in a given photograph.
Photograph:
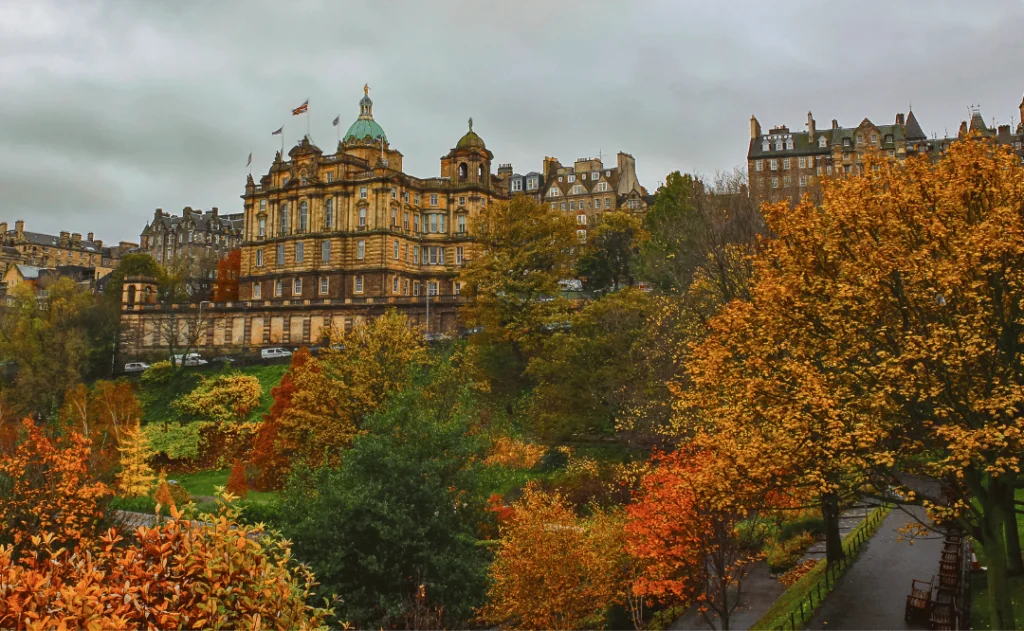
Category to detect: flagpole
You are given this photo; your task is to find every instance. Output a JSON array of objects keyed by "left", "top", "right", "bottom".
[
  {"left": 281, "top": 125, "right": 285, "bottom": 155},
  {"left": 306, "top": 98, "right": 310, "bottom": 140}
]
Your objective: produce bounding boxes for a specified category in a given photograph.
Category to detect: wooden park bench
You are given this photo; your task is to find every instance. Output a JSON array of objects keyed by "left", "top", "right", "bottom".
[
  {"left": 905, "top": 576, "right": 934, "bottom": 625},
  {"left": 929, "top": 591, "right": 956, "bottom": 630}
]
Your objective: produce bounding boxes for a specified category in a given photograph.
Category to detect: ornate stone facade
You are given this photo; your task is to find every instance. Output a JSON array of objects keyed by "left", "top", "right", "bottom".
[
  {"left": 0, "top": 219, "right": 136, "bottom": 279},
  {"left": 539, "top": 153, "right": 648, "bottom": 241},
  {"left": 139, "top": 206, "right": 243, "bottom": 269},
  {"left": 119, "top": 87, "right": 510, "bottom": 359}
]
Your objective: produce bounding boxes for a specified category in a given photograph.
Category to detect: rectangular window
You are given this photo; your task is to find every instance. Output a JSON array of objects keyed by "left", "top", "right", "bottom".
[
  {"left": 428, "top": 281, "right": 438, "bottom": 296},
  {"left": 817, "top": 166, "right": 824, "bottom": 175},
  {"left": 755, "top": 160, "right": 762, "bottom": 172},
  {"left": 430, "top": 194, "right": 438, "bottom": 207},
  {"left": 454, "top": 281, "right": 461, "bottom": 296},
  {"left": 357, "top": 240, "right": 365, "bottom": 259},
  {"left": 456, "top": 246, "right": 464, "bottom": 264},
  {"left": 354, "top": 276, "right": 363, "bottom": 293},
  {"left": 783, "top": 176, "right": 792, "bottom": 187},
  {"left": 358, "top": 208, "right": 366, "bottom": 227},
  {"left": 429, "top": 247, "right": 437, "bottom": 265},
  {"left": 438, "top": 215, "right": 446, "bottom": 233},
  {"left": 321, "top": 240, "right": 330, "bottom": 262},
  {"left": 326, "top": 171, "right": 334, "bottom": 182},
  {"left": 319, "top": 277, "right": 329, "bottom": 294},
  {"left": 404, "top": 212, "right": 409, "bottom": 230},
  {"left": 414, "top": 214, "right": 420, "bottom": 232},
  {"left": 404, "top": 279, "right": 410, "bottom": 295},
  {"left": 276, "top": 244, "right": 285, "bottom": 265},
  {"left": 459, "top": 196, "right": 466, "bottom": 206},
  {"left": 783, "top": 158, "right": 791, "bottom": 170},
  {"left": 569, "top": 201, "right": 576, "bottom": 210},
  {"left": 295, "top": 241, "right": 304, "bottom": 263},
  {"left": 360, "top": 186, "right": 367, "bottom": 199},
  {"left": 604, "top": 197, "right": 611, "bottom": 209},
  {"left": 393, "top": 276, "right": 399, "bottom": 293},
  {"left": 275, "top": 279, "right": 282, "bottom": 297},
  {"left": 393, "top": 240, "right": 399, "bottom": 259},
  {"left": 799, "top": 175, "right": 807, "bottom": 187},
  {"left": 414, "top": 193, "right": 420, "bottom": 205},
  {"left": 827, "top": 165, "right": 833, "bottom": 175},
  {"left": 457, "top": 215, "right": 466, "bottom": 233},
  {"left": 771, "top": 177, "right": 779, "bottom": 189},
  {"left": 413, "top": 282, "right": 419, "bottom": 296},
  {"left": 798, "top": 157, "right": 806, "bottom": 169},
  {"left": 429, "top": 214, "right": 438, "bottom": 233},
  {"left": 414, "top": 246, "right": 420, "bottom": 264},
  {"left": 577, "top": 214, "right": 587, "bottom": 225},
  {"left": 391, "top": 188, "right": 397, "bottom": 199},
  {"left": 769, "top": 159, "right": 778, "bottom": 170},
  {"left": 567, "top": 174, "right": 575, "bottom": 182},
  {"left": 404, "top": 243, "right": 409, "bottom": 262},
  {"left": 255, "top": 250, "right": 264, "bottom": 267},
  {"left": 258, "top": 218, "right": 266, "bottom": 237},
  {"left": 392, "top": 207, "right": 398, "bottom": 225},
  {"left": 576, "top": 229, "right": 587, "bottom": 242},
  {"left": 260, "top": 199, "right": 267, "bottom": 212},
  {"left": 293, "top": 278, "right": 302, "bottom": 295},
  {"left": 252, "top": 282, "right": 261, "bottom": 299}
]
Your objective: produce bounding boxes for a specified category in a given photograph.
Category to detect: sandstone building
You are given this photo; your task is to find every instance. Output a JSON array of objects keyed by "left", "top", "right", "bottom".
[
  {"left": 119, "top": 87, "right": 510, "bottom": 359},
  {"left": 540, "top": 153, "right": 648, "bottom": 240},
  {"left": 139, "top": 206, "right": 243, "bottom": 268},
  {"left": 0, "top": 219, "right": 137, "bottom": 279},
  {"left": 748, "top": 95, "right": 1024, "bottom": 208}
]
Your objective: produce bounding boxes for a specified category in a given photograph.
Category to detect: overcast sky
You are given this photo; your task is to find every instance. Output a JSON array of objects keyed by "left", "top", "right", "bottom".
[{"left": 2, "top": 0, "right": 1023, "bottom": 243}]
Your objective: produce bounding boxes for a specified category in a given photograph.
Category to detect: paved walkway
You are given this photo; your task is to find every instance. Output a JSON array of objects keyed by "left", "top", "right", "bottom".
[
  {"left": 670, "top": 561, "right": 786, "bottom": 631},
  {"left": 807, "top": 506, "right": 944, "bottom": 630}
]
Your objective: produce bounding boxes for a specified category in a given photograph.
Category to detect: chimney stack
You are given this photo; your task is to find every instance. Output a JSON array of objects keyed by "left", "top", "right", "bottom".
[
  {"left": 1019, "top": 94, "right": 1024, "bottom": 131},
  {"left": 832, "top": 119, "right": 839, "bottom": 130},
  {"left": 806, "top": 112, "right": 815, "bottom": 140},
  {"left": 71, "top": 232, "right": 82, "bottom": 245},
  {"left": 60, "top": 231, "right": 70, "bottom": 243},
  {"left": 959, "top": 120, "right": 968, "bottom": 139},
  {"left": 15, "top": 220, "right": 24, "bottom": 236},
  {"left": 0, "top": 222, "right": 6, "bottom": 234},
  {"left": 211, "top": 207, "right": 219, "bottom": 217},
  {"left": 750, "top": 115, "right": 761, "bottom": 140},
  {"left": 896, "top": 112, "right": 905, "bottom": 126},
  {"left": 87, "top": 232, "right": 94, "bottom": 242}
]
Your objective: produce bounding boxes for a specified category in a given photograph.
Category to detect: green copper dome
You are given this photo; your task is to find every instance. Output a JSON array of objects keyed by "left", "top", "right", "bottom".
[
  {"left": 343, "top": 87, "right": 387, "bottom": 144},
  {"left": 456, "top": 117, "right": 485, "bottom": 149}
]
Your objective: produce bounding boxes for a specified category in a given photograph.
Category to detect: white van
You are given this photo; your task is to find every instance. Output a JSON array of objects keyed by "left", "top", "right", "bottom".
[{"left": 261, "top": 347, "right": 292, "bottom": 360}]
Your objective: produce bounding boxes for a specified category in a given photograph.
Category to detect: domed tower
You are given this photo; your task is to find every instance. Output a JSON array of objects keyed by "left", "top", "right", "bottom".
[
  {"left": 340, "top": 85, "right": 402, "bottom": 169},
  {"left": 441, "top": 118, "right": 494, "bottom": 187}
]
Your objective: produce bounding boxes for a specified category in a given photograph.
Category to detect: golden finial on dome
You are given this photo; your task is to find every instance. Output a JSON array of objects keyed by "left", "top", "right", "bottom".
[{"left": 364, "top": 83, "right": 370, "bottom": 96}]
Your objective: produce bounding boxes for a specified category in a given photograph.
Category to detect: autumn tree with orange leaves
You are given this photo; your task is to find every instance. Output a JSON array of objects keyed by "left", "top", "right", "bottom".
[
  {"left": 627, "top": 447, "right": 767, "bottom": 631},
  {"left": 213, "top": 249, "right": 241, "bottom": 302},
  {"left": 0, "top": 419, "right": 331, "bottom": 630},
  {"left": 682, "top": 137, "right": 1024, "bottom": 629},
  {"left": 481, "top": 484, "right": 629, "bottom": 630}
]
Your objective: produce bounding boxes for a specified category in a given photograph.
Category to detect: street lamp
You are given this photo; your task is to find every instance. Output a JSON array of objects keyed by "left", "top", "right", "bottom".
[{"left": 197, "top": 300, "right": 214, "bottom": 350}]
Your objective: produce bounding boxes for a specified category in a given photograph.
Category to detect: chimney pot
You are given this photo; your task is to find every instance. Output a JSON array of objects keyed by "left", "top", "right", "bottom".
[
  {"left": 832, "top": 119, "right": 839, "bottom": 130},
  {"left": 15, "top": 220, "right": 24, "bottom": 235},
  {"left": 87, "top": 232, "right": 94, "bottom": 242}
]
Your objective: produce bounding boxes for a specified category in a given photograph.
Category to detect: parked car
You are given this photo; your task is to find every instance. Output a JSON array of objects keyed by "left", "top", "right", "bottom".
[
  {"left": 182, "top": 355, "right": 208, "bottom": 366},
  {"left": 124, "top": 362, "right": 150, "bottom": 373},
  {"left": 210, "top": 356, "right": 237, "bottom": 366},
  {"left": 261, "top": 347, "right": 292, "bottom": 360}
]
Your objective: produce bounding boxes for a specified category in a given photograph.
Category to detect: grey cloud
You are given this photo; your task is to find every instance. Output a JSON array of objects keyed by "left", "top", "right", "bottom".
[{"left": 1, "top": 0, "right": 1023, "bottom": 242}]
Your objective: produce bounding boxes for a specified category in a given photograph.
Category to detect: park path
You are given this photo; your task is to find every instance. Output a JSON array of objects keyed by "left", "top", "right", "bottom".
[
  {"left": 807, "top": 506, "right": 944, "bottom": 630},
  {"left": 670, "top": 504, "right": 875, "bottom": 631}
]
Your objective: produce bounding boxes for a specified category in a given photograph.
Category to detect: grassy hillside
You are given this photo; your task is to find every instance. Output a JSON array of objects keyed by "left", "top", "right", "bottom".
[{"left": 139, "top": 364, "right": 288, "bottom": 424}]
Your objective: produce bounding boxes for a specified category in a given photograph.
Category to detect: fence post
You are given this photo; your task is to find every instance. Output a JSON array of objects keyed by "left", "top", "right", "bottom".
[
  {"left": 818, "top": 582, "right": 823, "bottom": 601},
  {"left": 790, "top": 612, "right": 796, "bottom": 630}
]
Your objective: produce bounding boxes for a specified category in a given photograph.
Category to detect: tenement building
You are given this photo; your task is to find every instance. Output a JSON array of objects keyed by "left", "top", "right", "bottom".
[
  {"left": 0, "top": 220, "right": 137, "bottom": 279},
  {"left": 119, "top": 87, "right": 509, "bottom": 359},
  {"left": 139, "top": 206, "right": 243, "bottom": 268},
  {"left": 540, "top": 153, "right": 649, "bottom": 240},
  {"left": 748, "top": 94, "right": 1024, "bottom": 207}
]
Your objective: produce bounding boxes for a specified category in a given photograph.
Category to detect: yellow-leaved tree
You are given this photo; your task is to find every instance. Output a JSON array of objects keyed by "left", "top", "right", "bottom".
[
  {"left": 174, "top": 374, "right": 262, "bottom": 424},
  {"left": 115, "top": 421, "right": 155, "bottom": 498},
  {"left": 683, "top": 137, "right": 1024, "bottom": 630}
]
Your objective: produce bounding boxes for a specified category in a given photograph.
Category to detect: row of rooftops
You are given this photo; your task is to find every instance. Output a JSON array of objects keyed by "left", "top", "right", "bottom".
[
  {"left": 0, "top": 220, "right": 136, "bottom": 255},
  {"left": 749, "top": 96, "right": 1024, "bottom": 160},
  {"left": 141, "top": 206, "right": 244, "bottom": 236}
]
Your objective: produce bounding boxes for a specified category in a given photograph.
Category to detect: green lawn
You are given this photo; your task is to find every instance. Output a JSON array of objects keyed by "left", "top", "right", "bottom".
[
  {"left": 971, "top": 488, "right": 1024, "bottom": 629},
  {"left": 171, "top": 468, "right": 279, "bottom": 504}
]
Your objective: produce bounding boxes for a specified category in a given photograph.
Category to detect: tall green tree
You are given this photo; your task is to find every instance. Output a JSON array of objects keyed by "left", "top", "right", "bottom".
[
  {"left": 463, "top": 196, "right": 577, "bottom": 394},
  {"left": 639, "top": 171, "right": 763, "bottom": 297},
  {"left": 279, "top": 379, "right": 490, "bottom": 628},
  {"left": 576, "top": 211, "right": 647, "bottom": 294},
  {"left": 0, "top": 278, "right": 93, "bottom": 415}
]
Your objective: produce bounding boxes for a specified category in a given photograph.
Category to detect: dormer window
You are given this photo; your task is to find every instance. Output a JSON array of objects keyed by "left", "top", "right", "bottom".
[
  {"left": 762, "top": 140, "right": 770, "bottom": 152},
  {"left": 775, "top": 140, "right": 783, "bottom": 151},
  {"left": 818, "top": 136, "right": 827, "bottom": 148},
  {"left": 843, "top": 138, "right": 851, "bottom": 147},
  {"left": 786, "top": 139, "right": 794, "bottom": 150},
  {"left": 884, "top": 134, "right": 893, "bottom": 144},
  {"left": 567, "top": 175, "right": 576, "bottom": 183}
]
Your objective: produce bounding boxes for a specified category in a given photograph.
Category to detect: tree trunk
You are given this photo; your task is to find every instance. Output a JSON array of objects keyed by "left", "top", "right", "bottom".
[
  {"left": 980, "top": 487, "right": 1017, "bottom": 630},
  {"left": 821, "top": 492, "right": 845, "bottom": 565},
  {"left": 1001, "top": 483, "right": 1024, "bottom": 576}
]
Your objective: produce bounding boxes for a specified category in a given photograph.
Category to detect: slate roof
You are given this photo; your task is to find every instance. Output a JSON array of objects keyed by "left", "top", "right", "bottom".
[
  {"left": 142, "top": 210, "right": 243, "bottom": 235},
  {"left": 15, "top": 265, "right": 42, "bottom": 280},
  {"left": 3, "top": 230, "right": 104, "bottom": 253},
  {"left": 905, "top": 110, "right": 927, "bottom": 140}
]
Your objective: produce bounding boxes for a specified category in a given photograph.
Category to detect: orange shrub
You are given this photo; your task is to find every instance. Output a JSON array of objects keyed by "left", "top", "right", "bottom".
[
  {"left": 226, "top": 458, "right": 248, "bottom": 498},
  {"left": 483, "top": 436, "right": 546, "bottom": 469}
]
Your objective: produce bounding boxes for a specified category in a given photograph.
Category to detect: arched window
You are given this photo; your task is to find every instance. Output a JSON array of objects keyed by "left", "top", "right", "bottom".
[
  {"left": 279, "top": 203, "right": 289, "bottom": 235},
  {"left": 324, "top": 198, "right": 334, "bottom": 230},
  {"left": 299, "top": 201, "right": 308, "bottom": 232},
  {"left": 458, "top": 163, "right": 468, "bottom": 179},
  {"left": 478, "top": 164, "right": 484, "bottom": 178},
  {"left": 126, "top": 285, "right": 136, "bottom": 308}
]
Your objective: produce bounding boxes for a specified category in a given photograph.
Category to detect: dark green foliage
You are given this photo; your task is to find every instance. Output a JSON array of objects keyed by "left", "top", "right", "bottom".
[{"left": 279, "top": 385, "right": 491, "bottom": 628}]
